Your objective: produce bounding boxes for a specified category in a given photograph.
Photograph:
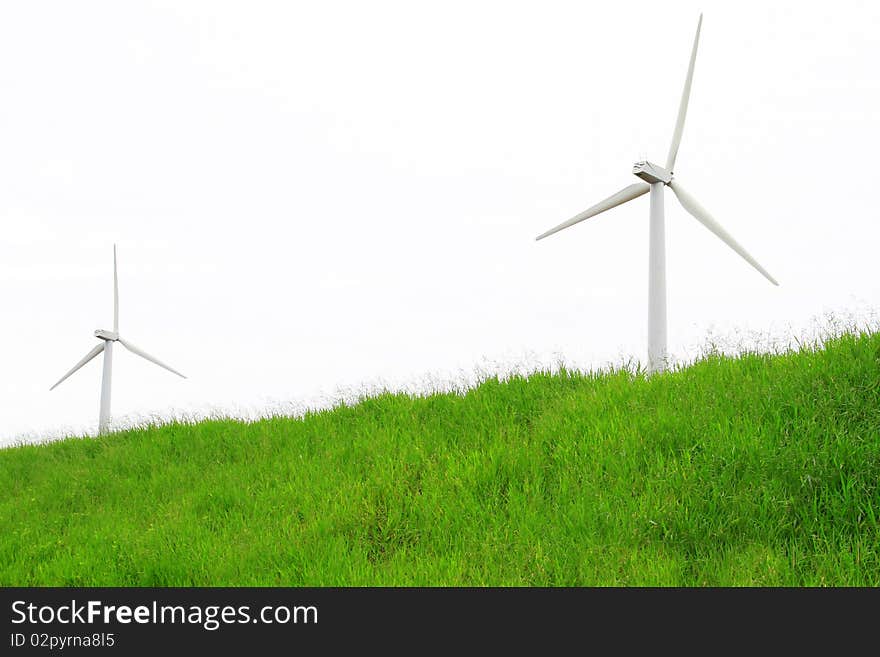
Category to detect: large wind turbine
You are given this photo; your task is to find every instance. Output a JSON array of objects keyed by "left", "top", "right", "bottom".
[
  {"left": 49, "top": 245, "right": 186, "bottom": 434},
  {"left": 536, "top": 14, "right": 778, "bottom": 374}
]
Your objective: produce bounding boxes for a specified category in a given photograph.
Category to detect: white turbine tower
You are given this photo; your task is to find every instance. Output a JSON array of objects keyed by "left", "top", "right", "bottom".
[
  {"left": 49, "top": 245, "right": 186, "bottom": 434},
  {"left": 536, "top": 14, "right": 778, "bottom": 374}
]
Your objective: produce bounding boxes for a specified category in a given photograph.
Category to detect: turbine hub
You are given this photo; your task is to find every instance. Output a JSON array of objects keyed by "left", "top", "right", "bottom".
[
  {"left": 94, "top": 329, "right": 119, "bottom": 341},
  {"left": 633, "top": 161, "right": 673, "bottom": 185}
]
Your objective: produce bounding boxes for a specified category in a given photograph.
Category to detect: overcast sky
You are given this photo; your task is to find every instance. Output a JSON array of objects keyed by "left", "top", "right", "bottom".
[{"left": 1, "top": 0, "right": 878, "bottom": 444}]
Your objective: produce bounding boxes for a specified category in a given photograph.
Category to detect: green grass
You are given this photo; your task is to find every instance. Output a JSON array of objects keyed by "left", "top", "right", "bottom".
[{"left": 2, "top": 330, "right": 879, "bottom": 586}]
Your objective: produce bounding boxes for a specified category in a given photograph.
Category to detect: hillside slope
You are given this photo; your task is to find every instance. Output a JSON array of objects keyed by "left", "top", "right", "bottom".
[{"left": 2, "top": 331, "right": 879, "bottom": 585}]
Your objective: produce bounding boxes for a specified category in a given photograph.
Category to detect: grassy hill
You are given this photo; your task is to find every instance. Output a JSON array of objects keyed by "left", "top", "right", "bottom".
[{"left": 2, "top": 330, "right": 879, "bottom": 586}]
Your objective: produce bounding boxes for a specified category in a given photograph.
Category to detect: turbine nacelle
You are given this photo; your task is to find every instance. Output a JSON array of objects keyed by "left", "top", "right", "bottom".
[
  {"left": 94, "top": 329, "right": 119, "bottom": 341},
  {"left": 632, "top": 161, "right": 673, "bottom": 185}
]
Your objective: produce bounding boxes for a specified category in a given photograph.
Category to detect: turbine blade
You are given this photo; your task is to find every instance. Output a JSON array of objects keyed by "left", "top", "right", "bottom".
[
  {"left": 118, "top": 338, "right": 186, "bottom": 379},
  {"left": 665, "top": 14, "right": 703, "bottom": 172},
  {"left": 113, "top": 244, "right": 119, "bottom": 333},
  {"left": 668, "top": 179, "right": 779, "bottom": 286},
  {"left": 535, "top": 182, "right": 650, "bottom": 241},
  {"left": 49, "top": 343, "right": 105, "bottom": 391}
]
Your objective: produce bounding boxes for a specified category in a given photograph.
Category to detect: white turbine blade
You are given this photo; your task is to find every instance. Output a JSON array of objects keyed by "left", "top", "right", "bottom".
[
  {"left": 665, "top": 14, "right": 703, "bottom": 172},
  {"left": 49, "top": 343, "right": 105, "bottom": 391},
  {"left": 118, "top": 338, "right": 186, "bottom": 379},
  {"left": 535, "top": 182, "right": 650, "bottom": 241},
  {"left": 668, "top": 179, "right": 778, "bottom": 286},
  {"left": 113, "top": 244, "right": 119, "bottom": 333}
]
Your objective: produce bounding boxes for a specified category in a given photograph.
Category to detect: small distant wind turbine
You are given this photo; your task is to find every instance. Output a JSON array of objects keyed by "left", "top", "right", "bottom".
[
  {"left": 49, "top": 245, "right": 186, "bottom": 434},
  {"left": 535, "top": 14, "right": 778, "bottom": 374}
]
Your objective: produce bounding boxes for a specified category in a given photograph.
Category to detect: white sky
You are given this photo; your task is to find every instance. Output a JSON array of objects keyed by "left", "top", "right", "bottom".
[{"left": 1, "top": 0, "right": 878, "bottom": 444}]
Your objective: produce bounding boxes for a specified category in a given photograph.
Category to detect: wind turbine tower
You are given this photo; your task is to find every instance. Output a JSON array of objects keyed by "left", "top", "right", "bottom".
[
  {"left": 50, "top": 245, "right": 186, "bottom": 433},
  {"left": 536, "top": 14, "right": 778, "bottom": 374}
]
